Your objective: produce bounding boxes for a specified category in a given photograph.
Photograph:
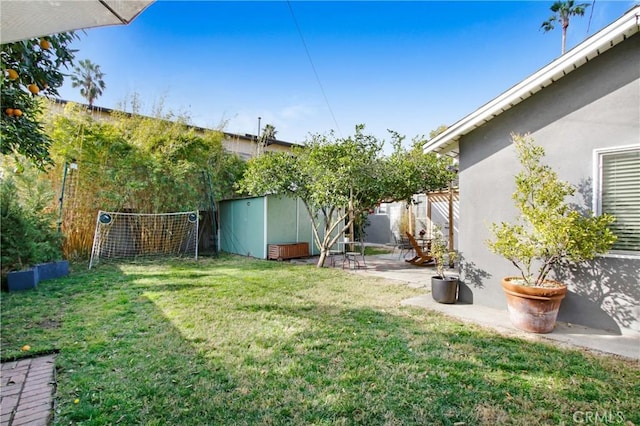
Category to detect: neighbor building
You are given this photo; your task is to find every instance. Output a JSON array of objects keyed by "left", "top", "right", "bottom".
[{"left": 50, "top": 99, "right": 299, "bottom": 159}]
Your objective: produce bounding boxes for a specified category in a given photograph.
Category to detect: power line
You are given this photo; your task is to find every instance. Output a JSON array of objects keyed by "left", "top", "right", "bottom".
[
  {"left": 587, "top": 0, "right": 596, "bottom": 34},
  {"left": 286, "top": 0, "right": 342, "bottom": 138}
]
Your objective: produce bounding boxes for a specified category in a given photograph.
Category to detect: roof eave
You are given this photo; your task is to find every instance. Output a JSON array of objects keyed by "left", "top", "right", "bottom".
[{"left": 423, "top": 6, "right": 640, "bottom": 156}]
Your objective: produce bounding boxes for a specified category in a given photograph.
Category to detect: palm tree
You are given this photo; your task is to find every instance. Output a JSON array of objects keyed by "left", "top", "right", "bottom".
[
  {"left": 260, "top": 124, "right": 277, "bottom": 146},
  {"left": 70, "top": 59, "right": 106, "bottom": 108},
  {"left": 257, "top": 124, "right": 277, "bottom": 155},
  {"left": 541, "top": 1, "right": 590, "bottom": 54}
]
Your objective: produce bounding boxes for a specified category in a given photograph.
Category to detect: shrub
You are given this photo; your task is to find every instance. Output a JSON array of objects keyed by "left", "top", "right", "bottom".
[
  {"left": 1, "top": 157, "right": 62, "bottom": 274},
  {"left": 486, "top": 133, "right": 616, "bottom": 285}
]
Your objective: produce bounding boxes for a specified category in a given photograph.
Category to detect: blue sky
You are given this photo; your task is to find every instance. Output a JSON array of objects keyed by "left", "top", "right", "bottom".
[{"left": 57, "top": 1, "right": 636, "bottom": 148}]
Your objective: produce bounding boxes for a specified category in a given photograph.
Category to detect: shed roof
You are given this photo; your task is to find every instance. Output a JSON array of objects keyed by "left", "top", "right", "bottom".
[{"left": 423, "top": 6, "right": 640, "bottom": 157}]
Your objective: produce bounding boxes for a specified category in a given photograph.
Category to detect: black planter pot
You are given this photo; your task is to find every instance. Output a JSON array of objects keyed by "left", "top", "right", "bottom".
[{"left": 431, "top": 276, "right": 459, "bottom": 304}]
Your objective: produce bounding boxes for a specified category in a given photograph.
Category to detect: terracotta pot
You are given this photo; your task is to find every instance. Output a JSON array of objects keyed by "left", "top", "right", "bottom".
[{"left": 501, "top": 277, "right": 567, "bottom": 333}]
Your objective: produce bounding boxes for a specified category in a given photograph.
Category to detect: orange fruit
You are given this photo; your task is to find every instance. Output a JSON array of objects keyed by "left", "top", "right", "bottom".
[
  {"left": 7, "top": 69, "right": 18, "bottom": 80},
  {"left": 21, "top": 345, "right": 31, "bottom": 351},
  {"left": 28, "top": 84, "right": 39, "bottom": 94},
  {"left": 40, "top": 39, "right": 51, "bottom": 50},
  {"left": 13, "top": 109, "right": 23, "bottom": 117},
  {"left": 5, "top": 108, "right": 14, "bottom": 116}
]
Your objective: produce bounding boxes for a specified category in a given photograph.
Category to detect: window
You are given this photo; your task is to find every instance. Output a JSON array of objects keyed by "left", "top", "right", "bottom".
[{"left": 595, "top": 146, "right": 640, "bottom": 255}]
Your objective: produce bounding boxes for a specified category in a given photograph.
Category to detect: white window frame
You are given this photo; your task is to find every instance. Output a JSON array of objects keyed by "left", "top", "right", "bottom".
[{"left": 593, "top": 144, "right": 640, "bottom": 259}]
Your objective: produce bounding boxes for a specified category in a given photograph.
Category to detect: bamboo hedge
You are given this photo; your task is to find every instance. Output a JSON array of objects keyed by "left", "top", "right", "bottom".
[{"left": 2, "top": 102, "right": 246, "bottom": 263}]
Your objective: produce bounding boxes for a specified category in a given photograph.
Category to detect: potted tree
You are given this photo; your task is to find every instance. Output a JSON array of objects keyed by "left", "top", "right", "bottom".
[
  {"left": 430, "top": 225, "right": 458, "bottom": 304},
  {"left": 486, "top": 134, "right": 616, "bottom": 333}
]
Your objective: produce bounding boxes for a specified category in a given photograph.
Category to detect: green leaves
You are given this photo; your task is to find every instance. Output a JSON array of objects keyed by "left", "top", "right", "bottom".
[
  {"left": 70, "top": 59, "right": 106, "bottom": 107},
  {"left": 383, "top": 133, "right": 455, "bottom": 203},
  {"left": 238, "top": 125, "right": 454, "bottom": 267},
  {"left": 541, "top": 1, "right": 591, "bottom": 53},
  {"left": 1, "top": 157, "right": 63, "bottom": 272},
  {"left": 1, "top": 33, "right": 78, "bottom": 167},
  {"left": 431, "top": 225, "right": 458, "bottom": 278},
  {"left": 239, "top": 151, "right": 302, "bottom": 199},
  {"left": 41, "top": 103, "right": 246, "bottom": 257},
  {"left": 486, "top": 133, "right": 616, "bottom": 286}
]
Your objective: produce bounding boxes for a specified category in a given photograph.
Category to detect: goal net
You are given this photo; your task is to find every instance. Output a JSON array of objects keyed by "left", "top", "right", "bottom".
[{"left": 89, "top": 211, "right": 198, "bottom": 269}]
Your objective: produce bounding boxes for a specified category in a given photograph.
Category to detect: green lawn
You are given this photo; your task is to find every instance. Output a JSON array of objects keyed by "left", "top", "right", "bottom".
[
  {"left": 1, "top": 255, "right": 638, "bottom": 425},
  {"left": 364, "top": 246, "right": 393, "bottom": 256}
]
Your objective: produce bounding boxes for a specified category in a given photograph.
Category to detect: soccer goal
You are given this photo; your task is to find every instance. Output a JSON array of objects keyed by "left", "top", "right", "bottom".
[{"left": 89, "top": 210, "right": 199, "bottom": 269}]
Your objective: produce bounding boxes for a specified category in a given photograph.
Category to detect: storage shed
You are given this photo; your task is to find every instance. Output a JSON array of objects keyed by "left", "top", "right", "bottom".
[{"left": 219, "top": 195, "right": 321, "bottom": 259}]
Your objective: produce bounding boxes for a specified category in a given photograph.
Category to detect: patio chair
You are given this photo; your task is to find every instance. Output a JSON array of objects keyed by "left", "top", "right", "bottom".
[
  {"left": 404, "top": 232, "right": 434, "bottom": 266},
  {"left": 343, "top": 240, "right": 366, "bottom": 270},
  {"left": 327, "top": 248, "right": 344, "bottom": 267},
  {"left": 393, "top": 234, "right": 414, "bottom": 259}
]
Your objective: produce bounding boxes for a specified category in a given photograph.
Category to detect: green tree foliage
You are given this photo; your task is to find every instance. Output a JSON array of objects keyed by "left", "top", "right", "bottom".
[
  {"left": 1, "top": 33, "right": 78, "bottom": 167},
  {"left": 428, "top": 124, "right": 448, "bottom": 140},
  {"left": 45, "top": 102, "right": 246, "bottom": 258},
  {"left": 383, "top": 131, "right": 454, "bottom": 202},
  {"left": 70, "top": 59, "right": 106, "bottom": 107},
  {"left": 238, "top": 125, "right": 454, "bottom": 267},
  {"left": 487, "top": 133, "right": 616, "bottom": 286},
  {"left": 1, "top": 156, "right": 63, "bottom": 273},
  {"left": 541, "top": 0, "right": 590, "bottom": 54}
]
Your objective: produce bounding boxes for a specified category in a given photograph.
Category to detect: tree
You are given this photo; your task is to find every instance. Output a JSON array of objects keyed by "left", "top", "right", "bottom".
[
  {"left": 45, "top": 101, "right": 246, "bottom": 258},
  {"left": 486, "top": 134, "right": 616, "bottom": 285},
  {"left": 1, "top": 156, "right": 63, "bottom": 272},
  {"left": 541, "top": 0, "right": 590, "bottom": 55},
  {"left": 238, "top": 125, "right": 454, "bottom": 267},
  {"left": 257, "top": 123, "right": 277, "bottom": 155},
  {"left": 1, "top": 33, "right": 78, "bottom": 167},
  {"left": 428, "top": 124, "right": 448, "bottom": 141},
  {"left": 70, "top": 59, "right": 106, "bottom": 107}
]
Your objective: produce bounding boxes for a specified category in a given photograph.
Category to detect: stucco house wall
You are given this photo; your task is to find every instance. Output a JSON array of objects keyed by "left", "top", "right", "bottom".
[{"left": 457, "top": 31, "right": 639, "bottom": 333}]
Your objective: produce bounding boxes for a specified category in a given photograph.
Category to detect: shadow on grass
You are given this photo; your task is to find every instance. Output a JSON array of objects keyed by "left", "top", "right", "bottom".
[
  {"left": 232, "top": 302, "right": 638, "bottom": 424},
  {"left": 1, "top": 257, "right": 638, "bottom": 425}
]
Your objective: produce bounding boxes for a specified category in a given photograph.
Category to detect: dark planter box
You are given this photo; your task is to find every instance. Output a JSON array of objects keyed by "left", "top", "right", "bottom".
[
  {"left": 268, "top": 243, "right": 310, "bottom": 260},
  {"left": 36, "top": 260, "right": 70, "bottom": 281},
  {"left": 36, "top": 262, "right": 57, "bottom": 281},
  {"left": 7, "top": 268, "right": 39, "bottom": 292},
  {"left": 55, "top": 260, "right": 69, "bottom": 278}
]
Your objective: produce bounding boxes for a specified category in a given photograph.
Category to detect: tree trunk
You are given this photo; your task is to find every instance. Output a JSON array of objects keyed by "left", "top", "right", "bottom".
[
  {"left": 561, "top": 19, "right": 569, "bottom": 54},
  {"left": 317, "top": 249, "right": 328, "bottom": 268}
]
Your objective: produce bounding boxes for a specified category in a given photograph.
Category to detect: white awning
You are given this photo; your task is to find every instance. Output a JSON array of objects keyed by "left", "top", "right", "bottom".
[{"left": 1, "top": 0, "right": 155, "bottom": 43}]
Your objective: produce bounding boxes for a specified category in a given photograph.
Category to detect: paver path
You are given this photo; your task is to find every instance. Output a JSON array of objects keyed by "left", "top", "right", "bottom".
[{"left": 1, "top": 355, "right": 56, "bottom": 426}]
